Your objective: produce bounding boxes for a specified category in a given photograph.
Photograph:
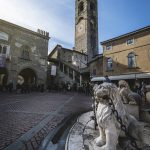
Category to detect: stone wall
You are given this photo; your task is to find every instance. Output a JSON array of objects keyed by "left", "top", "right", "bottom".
[
  {"left": 89, "top": 55, "right": 103, "bottom": 77},
  {"left": 0, "top": 19, "right": 49, "bottom": 89}
]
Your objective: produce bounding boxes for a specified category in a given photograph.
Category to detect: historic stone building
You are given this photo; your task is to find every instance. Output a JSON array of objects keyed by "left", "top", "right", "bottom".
[
  {"left": 49, "top": 45, "right": 88, "bottom": 69},
  {"left": 91, "top": 26, "right": 150, "bottom": 86},
  {"left": 0, "top": 19, "right": 49, "bottom": 89},
  {"left": 48, "top": 0, "right": 99, "bottom": 87},
  {"left": 48, "top": 45, "right": 89, "bottom": 87},
  {"left": 75, "top": 0, "right": 99, "bottom": 61}
]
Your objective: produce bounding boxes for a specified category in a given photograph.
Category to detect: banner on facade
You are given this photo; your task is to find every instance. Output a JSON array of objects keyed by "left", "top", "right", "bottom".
[
  {"left": 51, "top": 65, "right": 56, "bottom": 76},
  {"left": 0, "top": 56, "right": 6, "bottom": 67}
]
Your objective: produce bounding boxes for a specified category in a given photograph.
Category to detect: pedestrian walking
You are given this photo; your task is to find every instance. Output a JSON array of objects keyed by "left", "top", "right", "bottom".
[
  {"left": 134, "top": 79, "right": 141, "bottom": 95},
  {"left": 85, "top": 82, "right": 90, "bottom": 96},
  {"left": 141, "top": 81, "right": 147, "bottom": 105}
]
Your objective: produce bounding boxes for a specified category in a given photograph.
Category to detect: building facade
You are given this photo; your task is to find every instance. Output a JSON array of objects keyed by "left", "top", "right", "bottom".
[
  {"left": 91, "top": 26, "right": 150, "bottom": 86},
  {"left": 48, "top": 0, "right": 100, "bottom": 87},
  {"left": 75, "top": 0, "right": 99, "bottom": 61},
  {"left": 48, "top": 45, "right": 89, "bottom": 87},
  {"left": 0, "top": 19, "right": 49, "bottom": 90},
  {"left": 89, "top": 54, "right": 103, "bottom": 78},
  {"left": 50, "top": 45, "right": 88, "bottom": 69}
]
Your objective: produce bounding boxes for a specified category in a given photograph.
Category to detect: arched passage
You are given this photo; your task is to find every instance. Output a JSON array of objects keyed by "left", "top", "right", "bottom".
[
  {"left": 0, "top": 67, "right": 8, "bottom": 87},
  {"left": 19, "top": 68, "right": 36, "bottom": 84}
]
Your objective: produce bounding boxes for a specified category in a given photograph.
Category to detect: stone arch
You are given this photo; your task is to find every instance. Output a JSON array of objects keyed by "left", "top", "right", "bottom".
[
  {"left": 0, "top": 67, "right": 8, "bottom": 87},
  {"left": 0, "top": 45, "right": 2, "bottom": 53},
  {"left": 78, "top": 17, "right": 84, "bottom": 23},
  {"left": 18, "top": 67, "right": 37, "bottom": 85}
]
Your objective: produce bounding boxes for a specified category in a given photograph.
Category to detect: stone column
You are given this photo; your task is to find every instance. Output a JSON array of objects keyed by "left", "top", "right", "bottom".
[
  {"left": 59, "top": 62, "right": 60, "bottom": 70},
  {"left": 80, "top": 75, "right": 82, "bottom": 86},
  {"left": 73, "top": 70, "right": 75, "bottom": 81},
  {"left": 7, "top": 70, "right": 18, "bottom": 90},
  {"left": 63, "top": 64, "right": 65, "bottom": 73},
  {"left": 68, "top": 67, "right": 70, "bottom": 77}
]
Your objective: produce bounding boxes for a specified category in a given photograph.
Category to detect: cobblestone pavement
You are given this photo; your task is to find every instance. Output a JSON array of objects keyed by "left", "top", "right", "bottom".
[{"left": 0, "top": 92, "right": 92, "bottom": 150}]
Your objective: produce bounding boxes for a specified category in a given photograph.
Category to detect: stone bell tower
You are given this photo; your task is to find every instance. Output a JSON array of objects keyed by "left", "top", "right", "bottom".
[{"left": 75, "top": 0, "right": 98, "bottom": 61}]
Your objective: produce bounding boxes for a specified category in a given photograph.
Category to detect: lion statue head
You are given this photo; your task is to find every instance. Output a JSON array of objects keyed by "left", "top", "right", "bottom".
[
  {"left": 118, "top": 80, "right": 130, "bottom": 90},
  {"left": 118, "top": 80, "right": 141, "bottom": 105},
  {"left": 94, "top": 82, "right": 127, "bottom": 121},
  {"left": 93, "top": 82, "right": 138, "bottom": 150}
]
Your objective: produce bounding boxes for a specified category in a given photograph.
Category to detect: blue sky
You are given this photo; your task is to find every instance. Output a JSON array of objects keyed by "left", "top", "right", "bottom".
[{"left": 0, "top": 0, "right": 150, "bottom": 54}]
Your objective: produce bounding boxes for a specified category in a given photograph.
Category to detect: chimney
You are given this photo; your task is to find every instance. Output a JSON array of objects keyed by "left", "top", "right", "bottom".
[{"left": 37, "top": 29, "right": 49, "bottom": 37}]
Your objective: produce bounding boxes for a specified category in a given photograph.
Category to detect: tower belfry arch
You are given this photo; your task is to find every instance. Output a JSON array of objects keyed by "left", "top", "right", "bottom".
[{"left": 75, "top": 0, "right": 98, "bottom": 61}]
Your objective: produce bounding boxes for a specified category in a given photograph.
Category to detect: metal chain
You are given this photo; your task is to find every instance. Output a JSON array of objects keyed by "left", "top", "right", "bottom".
[
  {"left": 90, "top": 85, "right": 150, "bottom": 150},
  {"left": 89, "top": 86, "right": 98, "bottom": 130},
  {"left": 108, "top": 98, "right": 142, "bottom": 150}
]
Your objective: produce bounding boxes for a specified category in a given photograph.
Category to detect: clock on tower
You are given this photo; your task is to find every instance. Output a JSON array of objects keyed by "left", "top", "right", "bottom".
[{"left": 76, "top": 19, "right": 85, "bottom": 37}]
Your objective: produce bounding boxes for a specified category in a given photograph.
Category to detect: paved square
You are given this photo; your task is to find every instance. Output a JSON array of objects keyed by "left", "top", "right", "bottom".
[{"left": 0, "top": 92, "right": 92, "bottom": 149}]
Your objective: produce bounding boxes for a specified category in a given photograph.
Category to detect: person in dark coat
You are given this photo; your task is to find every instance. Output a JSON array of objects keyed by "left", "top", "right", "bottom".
[{"left": 104, "top": 75, "right": 111, "bottom": 83}]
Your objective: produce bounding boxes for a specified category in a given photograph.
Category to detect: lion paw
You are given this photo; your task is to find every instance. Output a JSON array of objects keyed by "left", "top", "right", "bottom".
[
  {"left": 129, "top": 101, "right": 136, "bottom": 105},
  {"left": 95, "top": 137, "right": 105, "bottom": 147},
  {"left": 99, "top": 145, "right": 115, "bottom": 150}
]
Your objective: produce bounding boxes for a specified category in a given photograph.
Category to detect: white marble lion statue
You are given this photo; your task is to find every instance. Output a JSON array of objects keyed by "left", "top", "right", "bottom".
[
  {"left": 118, "top": 80, "right": 141, "bottom": 105},
  {"left": 93, "top": 82, "right": 139, "bottom": 150}
]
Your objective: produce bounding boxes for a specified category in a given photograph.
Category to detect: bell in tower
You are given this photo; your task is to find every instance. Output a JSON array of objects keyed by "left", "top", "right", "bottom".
[{"left": 75, "top": 0, "right": 98, "bottom": 61}]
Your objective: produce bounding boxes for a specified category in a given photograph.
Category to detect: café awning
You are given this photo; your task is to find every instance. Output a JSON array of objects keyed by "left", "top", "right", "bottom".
[{"left": 91, "top": 73, "right": 150, "bottom": 82}]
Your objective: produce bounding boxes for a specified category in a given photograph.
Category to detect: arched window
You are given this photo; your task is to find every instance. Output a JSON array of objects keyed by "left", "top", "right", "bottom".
[
  {"left": 128, "top": 53, "right": 136, "bottom": 68},
  {"left": 0, "top": 45, "right": 2, "bottom": 53},
  {"left": 107, "top": 58, "right": 113, "bottom": 70},
  {"left": 78, "top": 17, "right": 84, "bottom": 23},
  {"left": 2, "top": 46, "right": 7, "bottom": 54},
  {"left": 78, "top": 2, "right": 84, "bottom": 15}
]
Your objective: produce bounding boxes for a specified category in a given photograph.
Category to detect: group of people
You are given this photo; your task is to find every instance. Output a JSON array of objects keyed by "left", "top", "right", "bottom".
[
  {"left": 47, "top": 82, "right": 91, "bottom": 95},
  {"left": 0, "top": 82, "right": 45, "bottom": 94},
  {"left": 16, "top": 83, "right": 45, "bottom": 93},
  {"left": 47, "top": 82, "right": 75, "bottom": 92},
  {"left": 1, "top": 76, "right": 149, "bottom": 101},
  {"left": 134, "top": 80, "right": 147, "bottom": 98},
  {"left": 77, "top": 82, "right": 90, "bottom": 95},
  {"left": 0, "top": 80, "right": 13, "bottom": 93}
]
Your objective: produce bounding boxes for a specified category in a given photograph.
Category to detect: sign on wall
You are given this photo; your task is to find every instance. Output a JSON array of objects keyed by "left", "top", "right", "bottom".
[{"left": 51, "top": 65, "right": 56, "bottom": 76}]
